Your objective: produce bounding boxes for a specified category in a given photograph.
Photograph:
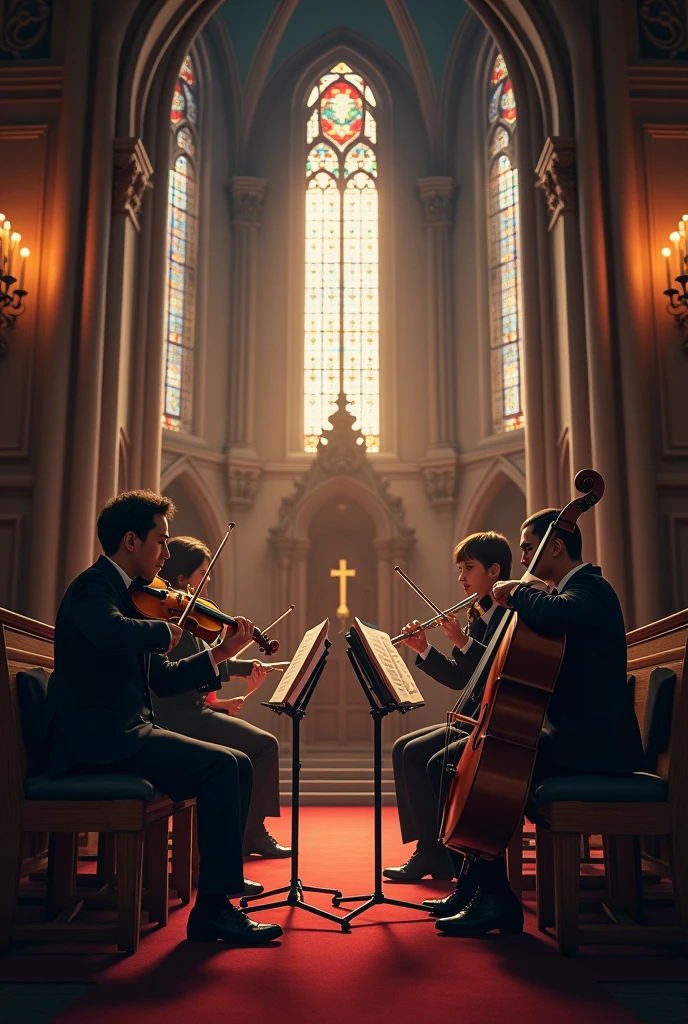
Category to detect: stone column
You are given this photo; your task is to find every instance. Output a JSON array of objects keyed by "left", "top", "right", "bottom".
[
  {"left": 552, "top": 0, "right": 630, "bottom": 614},
  {"left": 598, "top": 0, "right": 660, "bottom": 628},
  {"left": 536, "top": 138, "right": 594, "bottom": 537},
  {"left": 62, "top": 0, "right": 139, "bottom": 587},
  {"left": 417, "top": 176, "right": 457, "bottom": 452},
  {"left": 97, "top": 137, "right": 153, "bottom": 511},
  {"left": 226, "top": 176, "right": 268, "bottom": 507},
  {"left": 27, "top": 0, "right": 93, "bottom": 619}
]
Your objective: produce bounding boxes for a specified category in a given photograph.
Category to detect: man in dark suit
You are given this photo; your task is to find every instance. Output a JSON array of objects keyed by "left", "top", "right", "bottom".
[
  {"left": 426, "top": 508, "right": 646, "bottom": 937},
  {"left": 48, "top": 490, "right": 282, "bottom": 946},
  {"left": 382, "top": 533, "right": 511, "bottom": 882}
]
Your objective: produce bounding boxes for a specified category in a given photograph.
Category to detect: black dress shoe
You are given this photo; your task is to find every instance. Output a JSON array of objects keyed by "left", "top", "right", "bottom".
[
  {"left": 435, "top": 886, "right": 524, "bottom": 937},
  {"left": 244, "top": 826, "right": 291, "bottom": 859},
  {"left": 422, "top": 877, "right": 476, "bottom": 917},
  {"left": 228, "top": 878, "right": 264, "bottom": 898},
  {"left": 187, "top": 900, "right": 282, "bottom": 945},
  {"left": 383, "top": 847, "right": 454, "bottom": 882}
]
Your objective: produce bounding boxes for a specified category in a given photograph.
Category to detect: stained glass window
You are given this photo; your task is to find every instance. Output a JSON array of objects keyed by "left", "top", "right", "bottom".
[
  {"left": 304, "top": 62, "right": 379, "bottom": 453},
  {"left": 164, "top": 54, "right": 199, "bottom": 433},
  {"left": 487, "top": 54, "right": 523, "bottom": 433}
]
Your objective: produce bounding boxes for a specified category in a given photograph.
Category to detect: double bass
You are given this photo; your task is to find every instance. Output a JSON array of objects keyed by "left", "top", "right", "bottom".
[{"left": 440, "top": 469, "right": 604, "bottom": 859}]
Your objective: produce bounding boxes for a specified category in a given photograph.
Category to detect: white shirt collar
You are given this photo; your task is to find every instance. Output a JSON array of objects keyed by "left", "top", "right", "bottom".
[
  {"left": 480, "top": 601, "right": 497, "bottom": 625},
  {"left": 555, "top": 562, "right": 590, "bottom": 593},
  {"left": 105, "top": 556, "right": 133, "bottom": 590}
]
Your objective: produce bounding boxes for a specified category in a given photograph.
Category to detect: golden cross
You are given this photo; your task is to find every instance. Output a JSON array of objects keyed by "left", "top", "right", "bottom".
[{"left": 330, "top": 558, "right": 356, "bottom": 619}]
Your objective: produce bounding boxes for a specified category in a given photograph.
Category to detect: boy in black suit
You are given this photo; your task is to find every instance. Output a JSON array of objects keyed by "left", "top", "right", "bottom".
[
  {"left": 48, "top": 490, "right": 282, "bottom": 946},
  {"left": 427, "top": 508, "right": 645, "bottom": 937}
]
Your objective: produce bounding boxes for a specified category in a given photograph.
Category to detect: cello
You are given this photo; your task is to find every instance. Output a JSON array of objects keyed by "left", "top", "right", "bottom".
[{"left": 439, "top": 469, "right": 604, "bottom": 859}]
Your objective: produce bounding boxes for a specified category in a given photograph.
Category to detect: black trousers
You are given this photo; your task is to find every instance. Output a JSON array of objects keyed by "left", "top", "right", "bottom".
[
  {"left": 152, "top": 706, "right": 280, "bottom": 839},
  {"left": 391, "top": 724, "right": 448, "bottom": 849},
  {"left": 84, "top": 727, "right": 252, "bottom": 895},
  {"left": 426, "top": 739, "right": 597, "bottom": 890}
]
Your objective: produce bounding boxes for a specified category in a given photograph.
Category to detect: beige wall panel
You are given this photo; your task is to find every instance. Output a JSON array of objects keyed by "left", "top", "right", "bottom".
[
  {"left": 642, "top": 124, "right": 688, "bottom": 457},
  {"left": 0, "top": 513, "right": 23, "bottom": 609},
  {"left": 668, "top": 512, "right": 688, "bottom": 611},
  {"left": 0, "top": 125, "right": 47, "bottom": 459}
]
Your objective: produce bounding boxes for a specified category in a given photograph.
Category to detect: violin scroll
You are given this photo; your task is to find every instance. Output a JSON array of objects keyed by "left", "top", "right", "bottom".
[
  {"left": 255, "top": 632, "right": 279, "bottom": 655},
  {"left": 557, "top": 469, "right": 605, "bottom": 532}
]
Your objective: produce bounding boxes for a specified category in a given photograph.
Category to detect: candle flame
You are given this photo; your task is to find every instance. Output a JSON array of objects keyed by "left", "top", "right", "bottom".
[
  {"left": 662, "top": 247, "right": 672, "bottom": 257},
  {"left": 19, "top": 247, "right": 29, "bottom": 258}
]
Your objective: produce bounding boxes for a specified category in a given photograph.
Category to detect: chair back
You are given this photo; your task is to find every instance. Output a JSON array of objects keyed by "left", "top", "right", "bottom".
[
  {"left": 626, "top": 609, "right": 688, "bottom": 797},
  {"left": 0, "top": 609, "right": 54, "bottom": 827}
]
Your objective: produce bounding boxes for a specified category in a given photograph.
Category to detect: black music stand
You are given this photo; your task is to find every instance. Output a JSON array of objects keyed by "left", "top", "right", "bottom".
[
  {"left": 240, "top": 641, "right": 349, "bottom": 929},
  {"left": 332, "top": 633, "right": 429, "bottom": 926}
]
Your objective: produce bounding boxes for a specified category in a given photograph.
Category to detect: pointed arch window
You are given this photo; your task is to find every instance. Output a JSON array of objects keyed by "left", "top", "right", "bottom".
[
  {"left": 163, "top": 54, "right": 199, "bottom": 433},
  {"left": 304, "top": 62, "right": 380, "bottom": 453},
  {"left": 487, "top": 54, "right": 523, "bottom": 433}
]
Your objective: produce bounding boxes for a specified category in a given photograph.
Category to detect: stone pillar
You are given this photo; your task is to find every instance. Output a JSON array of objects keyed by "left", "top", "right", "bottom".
[
  {"left": 62, "top": 0, "right": 139, "bottom": 586},
  {"left": 552, "top": 0, "right": 630, "bottom": 614},
  {"left": 598, "top": 0, "right": 660, "bottom": 628},
  {"left": 270, "top": 535, "right": 310, "bottom": 666},
  {"left": 226, "top": 176, "right": 268, "bottom": 505},
  {"left": 27, "top": 0, "right": 93, "bottom": 619},
  {"left": 97, "top": 138, "right": 153, "bottom": 511},
  {"left": 536, "top": 138, "right": 594, "bottom": 541},
  {"left": 417, "top": 176, "right": 457, "bottom": 453}
]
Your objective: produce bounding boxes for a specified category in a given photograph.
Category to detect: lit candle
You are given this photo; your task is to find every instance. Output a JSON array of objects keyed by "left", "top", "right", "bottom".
[
  {"left": 18, "top": 247, "right": 29, "bottom": 291},
  {"left": 662, "top": 246, "right": 673, "bottom": 289},
  {"left": 8, "top": 231, "right": 20, "bottom": 280},
  {"left": 671, "top": 230, "right": 681, "bottom": 276}
]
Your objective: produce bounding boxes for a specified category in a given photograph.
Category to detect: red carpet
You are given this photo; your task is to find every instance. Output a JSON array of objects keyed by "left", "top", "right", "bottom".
[{"left": 0, "top": 808, "right": 679, "bottom": 1023}]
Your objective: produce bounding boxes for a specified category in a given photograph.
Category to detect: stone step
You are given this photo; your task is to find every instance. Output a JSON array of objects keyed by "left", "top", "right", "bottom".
[{"left": 279, "top": 791, "right": 398, "bottom": 806}]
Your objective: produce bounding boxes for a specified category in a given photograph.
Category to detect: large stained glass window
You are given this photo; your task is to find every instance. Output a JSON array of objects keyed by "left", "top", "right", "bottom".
[
  {"left": 487, "top": 54, "right": 523, "bottom": 433},
  {"left": 304, "top": 62, "right": 379, "bottom": 453},
  {"left": 163, "top": 55, "right": 198, "bottom": 433}
]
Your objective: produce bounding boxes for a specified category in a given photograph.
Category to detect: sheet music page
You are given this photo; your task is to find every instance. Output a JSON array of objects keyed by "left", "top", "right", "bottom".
[
  {"left": 354, "top": 618, "right": 424, "bottom": 705},
  {"left": 268, "top": 619, "right": 329, "bottom": 705}
]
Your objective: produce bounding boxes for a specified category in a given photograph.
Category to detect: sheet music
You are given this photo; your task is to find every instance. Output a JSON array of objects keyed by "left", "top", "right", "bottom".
[
  {"left": 353, "top": 618, "right": 424, "bottom": 706},
  {"left": 268, "top": 619, "right": 329, "bottom": 706}
]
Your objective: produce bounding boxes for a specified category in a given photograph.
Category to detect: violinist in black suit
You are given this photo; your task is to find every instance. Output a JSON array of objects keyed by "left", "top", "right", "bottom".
[
  {"left": 426, "top": 508, "right": 646, "bottom": 937},
  {"left": 48, "top": 490, "right": 282, "bottom": 946},
  {"left": 383, "top": 533, "right": 512, "bottom": 882}
]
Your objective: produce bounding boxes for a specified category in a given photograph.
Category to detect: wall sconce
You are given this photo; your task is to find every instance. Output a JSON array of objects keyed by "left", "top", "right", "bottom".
[
  {"left": 0, "top": 213, "right": 30, "bottom": 357},
  {"left": 661, "top": 213, "right": 688, "bottom": 348}
]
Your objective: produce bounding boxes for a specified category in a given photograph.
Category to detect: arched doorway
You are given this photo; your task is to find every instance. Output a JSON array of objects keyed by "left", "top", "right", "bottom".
[{"left": 305, "top": 496, "right": 377, "bottom": 746}]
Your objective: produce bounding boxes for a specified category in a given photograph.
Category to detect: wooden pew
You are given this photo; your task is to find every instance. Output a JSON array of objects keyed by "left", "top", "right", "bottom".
[
  {"left": 533, "top": 609, "right": 688, "bottom": 953},
  {"left": 0, "top": 608, "right": 193, "bottom": 953}
]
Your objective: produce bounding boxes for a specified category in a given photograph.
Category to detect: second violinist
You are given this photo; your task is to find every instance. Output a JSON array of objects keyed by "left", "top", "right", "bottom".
[{"left": 151, "top": 536, "right": 289, "bottom": 860}]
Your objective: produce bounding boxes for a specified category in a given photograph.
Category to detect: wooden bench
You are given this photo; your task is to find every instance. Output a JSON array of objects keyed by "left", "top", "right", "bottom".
[
  {"left": 0, "top": 608, "right": 194, "bottom": 954},
  {"left": 532, "top": 609, "right": 688, "bottom": 953}
]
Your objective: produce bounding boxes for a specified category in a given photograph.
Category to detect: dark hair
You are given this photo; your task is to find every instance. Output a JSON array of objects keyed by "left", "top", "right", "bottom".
[
  {"left": 453, "top": 532, "right": 512, "bottom": 619},
  {"left": 162, "top": 536, "right": 211, "bottom": 588},
  {"left": 453, "top": 532, "right": 512, "bottom": 580},
  {"left": 97, "top": 490, "right": 176, "bottom": 556},
  {"left": 521, "top": 508, "right": 583, "bottom": 560}
]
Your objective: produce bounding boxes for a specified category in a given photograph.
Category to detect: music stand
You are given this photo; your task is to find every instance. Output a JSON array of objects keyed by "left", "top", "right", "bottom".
[
  {"left": 332, "top": 633, "right": 428, "bottom": 926},
  {"left": 240, "top": 640, "right": 349, "bottom": 929}
]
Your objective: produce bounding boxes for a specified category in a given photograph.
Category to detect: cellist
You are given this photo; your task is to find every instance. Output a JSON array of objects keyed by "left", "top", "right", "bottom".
[{"left": 424, "top": 507, "right": 646, "bottom": 937}]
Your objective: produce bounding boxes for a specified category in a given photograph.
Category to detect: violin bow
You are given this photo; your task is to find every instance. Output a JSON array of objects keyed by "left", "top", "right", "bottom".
[
  {"left": 177, "top": 523, "right": 235, "bottom": 629},
  {"left": 233, "top": 604, "right": 294, "bottom": 659}
]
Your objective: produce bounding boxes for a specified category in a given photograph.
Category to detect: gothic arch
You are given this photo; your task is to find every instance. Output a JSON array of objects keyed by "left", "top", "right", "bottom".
[
  {"left": 160, "top": 456, "right": 230, "bottom": 597},
  {"left": 458, "top": 457, "right": 526, "bottom": 539}
]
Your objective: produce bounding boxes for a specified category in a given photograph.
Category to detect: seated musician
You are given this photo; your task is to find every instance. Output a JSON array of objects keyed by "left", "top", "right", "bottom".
[
  {"left": 47, "top": 490, "right": 282, "bottom": 946},
  {"left": 151, "top": 536, "right": 289, "bottom": 859},
  {"left": 383, "top": 532, "right": 512, "bottom": 882},
  {"left": 424, "top": 508, "right": 646, "bottom": 936}
]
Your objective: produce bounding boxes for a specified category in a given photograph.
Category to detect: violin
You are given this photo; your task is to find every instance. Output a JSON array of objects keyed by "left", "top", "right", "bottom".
[{"left": 131, "top": 576, "right": 280, "bottom": 655}]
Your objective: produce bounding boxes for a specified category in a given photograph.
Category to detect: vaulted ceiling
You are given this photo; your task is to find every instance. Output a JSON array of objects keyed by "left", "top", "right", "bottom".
[{"left": 218, "top": 0, "right": 470, "bottom": 86}]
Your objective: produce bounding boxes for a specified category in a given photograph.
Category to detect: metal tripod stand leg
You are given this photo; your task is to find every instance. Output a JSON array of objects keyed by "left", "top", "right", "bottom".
[
  {"left": 240, "top": 708, "right": 349, "bottom": 930},
  {"left": 332, "top": 700, "right": 428, "bottom": 926}
]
